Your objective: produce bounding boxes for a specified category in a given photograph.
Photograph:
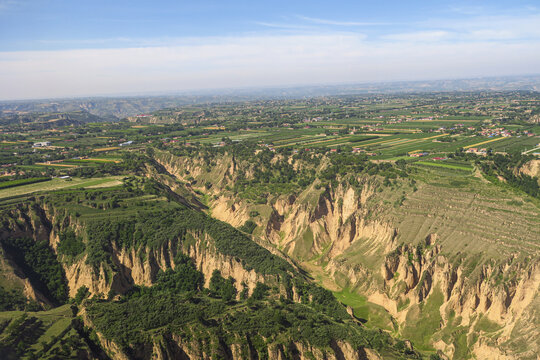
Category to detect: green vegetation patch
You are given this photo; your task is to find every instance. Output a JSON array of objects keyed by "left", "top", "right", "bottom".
[
  {"left": 87, "top": 257, "right": 419, "bottom": 359},
  {"left": 57, "top": 230, "right": 85, "bottom": 257},
  {"left": 0, "top": 286, "right": 40, "bottom": 312},
  {"left": 401, "top": 287, "right": 444, "bottom": 351},
  {"left": 415, "top": 161, "right": 473, "bottom": 171},
  {"left": 0, "top": 177, "right": 50, "bottom": 190},
  {"left": 84, "top": 206, "right": 295, "bottom": 277},
  {"left": 334, "top": 288, "right": 396, "bottom": 331},
  {"left": 0, "top": 237, "right": 68, "bottom": 305},
  {"left": 0, "top": 305, "right": 100, "bottom": 359}
]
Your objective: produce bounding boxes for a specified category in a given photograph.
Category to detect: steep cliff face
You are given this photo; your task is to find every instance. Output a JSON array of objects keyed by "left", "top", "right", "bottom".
[
  {"left": 0, "top": 204, "right": 59, "bottom": 305},
  {"left": 156, "top": 151, "right": 235, "bottom": 191},
  {"left": 153, "top": 151, "right": 540, "bottom": 359},
  {"left": 520, "top": 159, "right": 540, "bottom": 178},
  {"left": 153, "top": 335, "right": 382, "bottom": 360},
  {"left": 0, "top": 201, "right": 276, "bottom": 304},
  {"left": 93, "top": 327, "right": 384, "bottom": 360},
  {"left": 0, "top": 203, "right": 51, "bottom": 243},
  {"left": 0, "top": 246, "right": 52, "bottom": 305},
  {"left": 153, "top": 149, "right": 395, "bottom": 266},
  {"left": 64, "top": 231, "right": 273, "bottom": 299}
]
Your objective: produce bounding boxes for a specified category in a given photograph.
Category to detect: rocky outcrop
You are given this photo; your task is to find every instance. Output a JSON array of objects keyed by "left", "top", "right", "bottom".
[
  {"left": 376, "top": 237, "right": 540, "bottom": 359},
  {"left": 0, "top": 201, "right": 276, "bottom": 303},
  {"left": 63, "top": 230, "right": 271, "bottom": 299},
  {"left": 93, "top": 329, "right": 383, "bottom": 360},
  {"left": 143, "top": 151, "right": 540, "bottom": 358},
  {"left": 520, "top": 159, "right": 540, "bottom": 178}
]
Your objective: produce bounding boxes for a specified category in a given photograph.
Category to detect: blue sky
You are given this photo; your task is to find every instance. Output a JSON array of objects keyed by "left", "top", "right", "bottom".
[{"left": 1, "top": 0, "right": 540, "bottom": 99}]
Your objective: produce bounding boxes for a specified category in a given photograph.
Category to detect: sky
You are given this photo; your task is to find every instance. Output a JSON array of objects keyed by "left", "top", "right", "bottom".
[{"left": 1, "top": 0, "right": 540, "bottom": 100}]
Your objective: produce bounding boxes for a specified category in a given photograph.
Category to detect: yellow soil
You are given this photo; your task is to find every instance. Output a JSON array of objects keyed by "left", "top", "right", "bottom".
[
  {"left": 84, "top": 158, "right": 122, "bottom": 163},
  {"left": 86, "top": 180, "right": 123, "bottom": 188},
  {"left": 94, "top": 147, "right": 120, "bottom": 152},
  {"left": 463, "top": 137, "right": 504, "bottom": 149}
]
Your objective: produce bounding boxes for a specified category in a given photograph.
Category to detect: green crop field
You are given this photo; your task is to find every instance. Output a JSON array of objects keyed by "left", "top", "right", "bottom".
[
  {"left": 414, "top": 161, "right": 474, "bottom": 171},
  {"left": 1, "top": 92, "right": 540, "bottom": 360},
  {"left": 0, "top": 176, "right": 123, "bottom": 199}
]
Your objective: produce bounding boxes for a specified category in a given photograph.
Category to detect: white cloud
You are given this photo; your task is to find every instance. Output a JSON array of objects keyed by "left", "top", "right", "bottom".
[
  {"left": 467, "top": 30, "right": 516, "bottom": 41},
  {"left": 297, "top": 16, "right": 388, "bottom": 27},
  {"left": 420, "top": 12, "right": 540, "bottom": 41},
  {"left": 253, "top": 21, "right": 314, "bottom": 30},
  {"left": 1, "top": 32, "right": 540, "bottom": 100},
  {"left": 446, "top": 5, "right": 486, "bottom": 16},
  {"left": 0, "top": 0, "right": 29, "bottom": 13},
  {"left": 382, "top": 31, "right": 451, "bottom": 42}
]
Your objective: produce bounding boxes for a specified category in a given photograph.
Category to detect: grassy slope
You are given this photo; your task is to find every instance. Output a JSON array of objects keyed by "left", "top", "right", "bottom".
[
  {"left": 0, "top": 305, "right": 90, "bottom": 358},
  {"left": 393, "top": 165, "right": 540, "bottom": 260}
]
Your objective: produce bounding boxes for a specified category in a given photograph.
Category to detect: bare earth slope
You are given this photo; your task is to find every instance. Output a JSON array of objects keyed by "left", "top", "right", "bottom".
[{"left": 155, "top": 149, "right": 540, "bottom": 359}]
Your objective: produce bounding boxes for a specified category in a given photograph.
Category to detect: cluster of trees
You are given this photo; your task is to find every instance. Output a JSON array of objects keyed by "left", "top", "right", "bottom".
[
  {"left": 87, "top": 276, "right": 418, "bottom": 358},
  {"left": 320, "top": 153, "right": 407, "bottom": 188},
  {"left": 155, "top": 253, "right": 204, "bottom": 293},
  {"left": 57, "top": 230, "right": 85, "bottom": 257},
  {"left": 67, "top": 153, "right": 146, "bottom": 178},
  {"left": 0, "top": 314, "right": 45, "bottom": 358},
  {"left": 170, "top": 141, "right": 411, "bottom": 205},
  {"left": 480, "top": 153, "right": 539, "bottom": 198},
  {"left": 0, "top": 177, "right": 50, "bottom": 190},
  {"left": 0, "top": 286, "right": 40, "bottom": 311},
  {"left": 209, "top": 270, "right": 237, "bottom": 302},
  {"left": 238, "top": 219, "right": 257, "bottom": 234},
  {"left": 0, "top": 311, "right": 99, "bottom": 359},
  {"left": 83, "top": 202, "right": 294, "bottom": 277},
  {"left": 0, "top": 237, "right": 67, "bottom": 304}
]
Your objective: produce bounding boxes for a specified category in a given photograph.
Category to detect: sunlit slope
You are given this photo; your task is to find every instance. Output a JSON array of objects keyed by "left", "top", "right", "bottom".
[
  {"left": 153, "top": 148, "right": 540, "bottom": 359},
  {"left": 391, "top": 165, "right": 539, "bottom": 259}
]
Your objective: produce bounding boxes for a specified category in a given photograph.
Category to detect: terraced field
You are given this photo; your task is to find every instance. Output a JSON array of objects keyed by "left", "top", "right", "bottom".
[
  {"left": 390, "top": 167, "right": 540, "bottom": 259},
  {"left": 487, "top": 135, "right": 540, "bottom": 153}
]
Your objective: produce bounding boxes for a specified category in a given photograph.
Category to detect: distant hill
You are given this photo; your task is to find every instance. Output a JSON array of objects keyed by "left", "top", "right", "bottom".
[
  {"left": 1, "top": 74, "right": 539, "bottom": 120},
  {"left": 0, "top": 110, "right": 105, "bottom": 127},
  {"left": 0, "top": 96, "right": 218, "bottom": 120}
]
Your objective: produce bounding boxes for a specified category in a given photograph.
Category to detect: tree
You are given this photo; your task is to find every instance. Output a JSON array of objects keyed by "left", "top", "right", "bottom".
[
  {"left": 209, "top": 270, "right": 237, "bottom": 302},
  {"left": 74, "top": 286, "right": 89, "bottom": 305},
  {"left": 250, "top": 282, "right": 269, "bottom": 301}
]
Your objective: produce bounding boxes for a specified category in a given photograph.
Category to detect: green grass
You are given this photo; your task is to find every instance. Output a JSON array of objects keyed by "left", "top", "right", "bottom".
[
  {"left": 401, "top": 287, "right": 445, "bottom": 351},
  {"left": 475, "top": 315, "right": 502, "bottom": 333},
  {"left": 0, "top": 304, "right": 73, "bottom": 348},
  {"left": 415, "top": 161, "right": 473, "bottom": 171},
  {"left": 0, "top": 176, "right": 123, "bottom": 199},
  {"left": 333, "top": 288, "right": 396, "bottom": 332},
  {"left": 292, "top": 228, "right": 314, "bottom": 260},
  {"left": 0, "top": 176, "right": 50, "bottom": 189}
]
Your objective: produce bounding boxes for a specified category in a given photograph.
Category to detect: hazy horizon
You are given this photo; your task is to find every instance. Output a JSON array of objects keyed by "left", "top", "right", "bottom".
[
  {"left": 1, "top": 74, "right": 540, "bottom": 103},
  {"left": 1, "top": 0, "right": 540, "bottom": 100}
]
